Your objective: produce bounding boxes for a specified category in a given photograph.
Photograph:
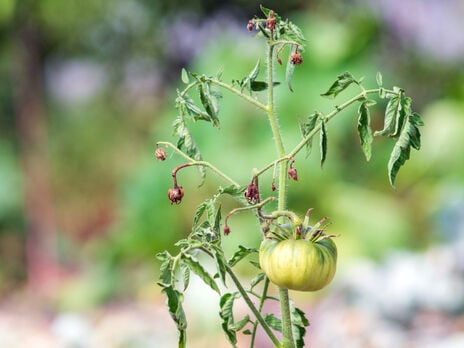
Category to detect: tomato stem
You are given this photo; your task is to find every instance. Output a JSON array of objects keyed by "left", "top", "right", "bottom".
[{"left": 266, "top": 36, "right": 296, "bottom": 348}]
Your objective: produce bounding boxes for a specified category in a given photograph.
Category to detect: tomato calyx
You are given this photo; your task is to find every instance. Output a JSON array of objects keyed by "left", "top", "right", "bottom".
[{"left": 262, "top": 207, "right": 336, "bottom": 243}]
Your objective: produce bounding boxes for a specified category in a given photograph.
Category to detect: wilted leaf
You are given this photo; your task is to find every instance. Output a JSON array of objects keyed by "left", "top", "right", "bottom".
[
  {"left": 300, "top": 112, "right": 320, "bottom": 157},
  {"left": 319, "top": 119, "right": 327, "bottom": 167},
  {"left": 321, "top": 72, "right": 359, "bottom": 98},
  {"left": 182, "top": 253, "right": 220, "bottom": 293},
  {"left": 357, "top": 101, "right": 373, "bottom": 161},
  {"left": 219, "top": 293, "right": 238, "bottom": 347},
  {"left": 388, "top": 112, "right": 424, "bottom": 187},
  {"left": 374, "top": 88, "right": 402, "bottom": 137},
  {"left": 162, "top": 286, "right": 187, "bottom": 348},
  {"left": 228, "top": 245, "right": 258, "bottom": 267}
]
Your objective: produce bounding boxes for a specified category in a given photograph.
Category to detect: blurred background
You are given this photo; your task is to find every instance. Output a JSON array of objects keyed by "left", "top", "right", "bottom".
[{"left": 1, "top": 0, "right": 464, "bottom": 347}]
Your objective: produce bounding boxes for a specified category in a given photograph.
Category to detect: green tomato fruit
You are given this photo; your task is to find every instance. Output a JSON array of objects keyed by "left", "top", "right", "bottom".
[{"left": 259, "top": 237, "right": 337, "bottom": 292}]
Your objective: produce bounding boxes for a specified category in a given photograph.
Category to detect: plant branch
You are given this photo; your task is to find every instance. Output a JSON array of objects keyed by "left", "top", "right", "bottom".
[
  {"left": 288, "top": 88, "right": 399, "bottom": 158},
  {"left": 157, "top": 141, "right": 240, "bottom": 187},
  {"left": 207, "top": 78, "right": 268, "bottom": 112},
  {"left": 250, "top": 278, "right": 271, "bottom": 348},
  {"left": 226, "top": 265, "right": 281, "bottom": 347}
]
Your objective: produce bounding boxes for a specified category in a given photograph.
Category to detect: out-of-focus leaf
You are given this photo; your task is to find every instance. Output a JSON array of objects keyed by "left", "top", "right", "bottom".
[
  {"left": 376, "top": 71, "right": 383, "bottom": 87},
  {"left": 250, "top": 81, "right": 280, "bottom": 91},
  {"left": 181, "top": 68, "right": 189, "bottom": 84}
]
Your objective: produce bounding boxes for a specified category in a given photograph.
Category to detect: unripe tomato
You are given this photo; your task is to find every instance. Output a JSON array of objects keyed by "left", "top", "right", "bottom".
[{"left": 259, "top": 237, "right": 337, "bottom": 291}]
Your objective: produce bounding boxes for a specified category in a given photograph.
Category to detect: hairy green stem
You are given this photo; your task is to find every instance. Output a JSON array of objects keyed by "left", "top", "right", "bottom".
[
  {"left": 266, "top": 39, "right": 295, "bottom": 348},
  {"left": 226, "top": 265, "right": 281, "bottom": 347},
  {"left": 208, "top": 78, "right": 268, "bottom": 112}
]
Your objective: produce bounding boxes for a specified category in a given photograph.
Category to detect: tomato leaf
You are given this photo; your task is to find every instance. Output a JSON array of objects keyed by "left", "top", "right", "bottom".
[
  {"left": 374, "top": 87, "right": 402, "bottom": 137},
  {"left": 199, "top": 82, "right": 221, "bottom": 128},
  {"left": 376, "top": 71, "right": 383, "bottom": 87},
  {"left": 229, "top": 315, "right": 250, "bottom": 331},
  {"left": 357, "top": 100, "right": 374, "bottom": 161},
  {"left": 250, "top": 81, "right": 280, "bottom": 92},
  {"left": 181, "top": 264, "right": 190, "bottom": 292},
  {"left": 218, "top": 185, "right": 246, "bottom": 196},
  {"left": 387, "top": 111, "right": 424, "bottom": 187},
  {"left": 300, "top": 112, "right": 320, "bottom": 158},
  {"left": 192, "top": 202, "right": 207, "bottom": 228},
  {"left": 319, "top": 119, "right": 328, "bottom": 167},
  {"left": 157, "top": 251, "right": 174, "bottom": 287},
  {"left": 285, "top": 49, "right": 296, "bottom": 92},
  {"left": 173, "top": 116, "right": 205, "bottom": 184},
  {"left": 162, "top": 286, "right": 187, "bottom": 348},
  {"left": 219, "top": 293, "right": 238, "bottom": 347},
  {"left": 212, "top": 245, "right": 227, "bottom": 286},
  {"left": 181, "top": 68, "right": 190, "bottom": 84},
  {"left": 182, "top": 253, "right": 220, "bottom": 294},
  {"left": 250, "top": 272, "right": 266, "bottom": 289},
  {"left": 228, "top": 245, "right": 258, "bottom": 267},
  {"left": 263, "top": 313, "right": 282, "bottom": 332},
  {"left": 321, "top": 71, "right": 359, "bottom": 98}
]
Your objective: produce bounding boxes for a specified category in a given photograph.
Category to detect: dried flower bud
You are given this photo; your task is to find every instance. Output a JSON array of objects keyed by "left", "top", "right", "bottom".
[
  {"left": 271, "top": 182, "right": 276, "bottom": 191},
  {"left": 155, "top": 147, "right": 167, "bottom": 161},
  {"left": 223, "top": 225, "right": 231, "bottom": 236},
  {"left": 247, "top": 21, "right": 254, "bottom": 31},
  {"left": 277, "top": 57, "right": 283, "bottom": 65},
  {"left": 266, "top": 16, "right": 276, "bottom": 31},
  {"left": 288, "top": 167, "right": 298, "bottom": 181},
  {"left": 244, "top": 182, "right": 259, "bottom": 204},
  {"left": 290, "top": 52, "right": 303, "bottom": 65},
  {"left": 168, "top": 185, "right": 184, "bottom": 204}
]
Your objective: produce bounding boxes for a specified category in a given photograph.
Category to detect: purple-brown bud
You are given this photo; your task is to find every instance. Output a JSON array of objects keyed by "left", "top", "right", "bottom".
[
  {"left": 168, "top": 185, "right": 184, "bottom": 204},
  {"left": 223, "top": 225, "right": 231, "bottom": 236},
  {"left": 290, "top": 52, "right": 303, "bottom": 65},
  {"left": 247, "top": 21, "right": 254, "bottom": 31},
  {"left": 266, "top": 11, "right": 276, "bottom": 31},
  {"left": 288, "top": 167, "right": 298, "bottom": 181},
  {"left": 155, "top": 147, "right": 167, "bottom": 161},
  {"left": 271, "top": 182, "right": 276, "bottom": 191},
  {"left": 244, "top": 182, "right": 259, "bottom": 204},
  {"left": 277, "top": 57, "right": 283, "bottom": 65}
]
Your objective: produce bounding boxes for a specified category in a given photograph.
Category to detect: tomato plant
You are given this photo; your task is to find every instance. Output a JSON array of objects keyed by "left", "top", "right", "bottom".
[{"left": 156, "top": 6, "right": 424, "bottom": 348}]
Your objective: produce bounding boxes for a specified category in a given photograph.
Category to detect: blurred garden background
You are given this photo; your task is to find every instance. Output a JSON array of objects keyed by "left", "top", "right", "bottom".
[{"left": 1, "top": 0, "right": 464, "bottom": 347}]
